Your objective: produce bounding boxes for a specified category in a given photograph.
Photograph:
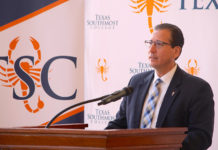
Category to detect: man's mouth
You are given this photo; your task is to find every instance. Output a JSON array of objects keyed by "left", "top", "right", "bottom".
[{"left": 149, "top": 56, "right": 158, "bottom": 60}]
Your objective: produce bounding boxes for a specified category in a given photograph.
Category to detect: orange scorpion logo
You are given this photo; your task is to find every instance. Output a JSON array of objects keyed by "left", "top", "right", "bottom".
[
  {"left": 185, "top": 59, "right": 200, "bottom": 76},
  {"left": 0, "top": 36, "right": 44, "bottom": 113},
  {"left": 130, "top": 0, "right": 171, "bottom": 33},
  {"left": 97, "top": 58, "right": 108, "bottom": 81}
]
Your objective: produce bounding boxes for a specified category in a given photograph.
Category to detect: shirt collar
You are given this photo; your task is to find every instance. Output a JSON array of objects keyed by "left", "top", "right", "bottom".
[{"left": 154, "top": 64, "right": 177, "bottom": 84}]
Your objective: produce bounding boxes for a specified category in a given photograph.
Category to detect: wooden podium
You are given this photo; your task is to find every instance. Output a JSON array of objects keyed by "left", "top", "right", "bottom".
[{"left": 0, "top": 124, "right": 187, "bottom": 150}]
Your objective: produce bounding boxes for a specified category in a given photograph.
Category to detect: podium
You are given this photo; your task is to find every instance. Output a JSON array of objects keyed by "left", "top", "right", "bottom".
[{"left": 0, "top": 124, "right": 187, "bottom": 150}]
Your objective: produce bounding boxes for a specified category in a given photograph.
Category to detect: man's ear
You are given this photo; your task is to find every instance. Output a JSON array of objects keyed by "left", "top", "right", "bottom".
[{"left": 174, "top": 46, "right": 181, "bottom": 60}]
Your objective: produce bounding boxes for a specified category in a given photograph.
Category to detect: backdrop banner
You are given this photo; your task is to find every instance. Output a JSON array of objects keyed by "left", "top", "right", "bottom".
[
  {"left": 0, "top": 0, "right": 217, "bottom": 149},
  {"left": 0, "top": 0, "right": 84, "bottom": 127},
  {"left": 84, "top": 0, "right": 218, "bottom": 149}
]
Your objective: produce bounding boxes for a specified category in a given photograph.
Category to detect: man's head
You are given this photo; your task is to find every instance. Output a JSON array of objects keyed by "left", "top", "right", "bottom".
[
  {"left": 155, "top": 23, "right": 184, "bottom": 50},
  {"left": 146, "top": 23, "right": 184, "bottom": 76}
]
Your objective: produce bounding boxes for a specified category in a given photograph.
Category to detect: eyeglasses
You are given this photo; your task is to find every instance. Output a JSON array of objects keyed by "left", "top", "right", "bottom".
[{"left": 144, "top": 40, "right": 171, "bottom": 49}]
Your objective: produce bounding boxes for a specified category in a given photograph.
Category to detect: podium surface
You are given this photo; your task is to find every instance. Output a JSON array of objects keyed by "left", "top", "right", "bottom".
[{"left": 0, "top": 127, "right": 187, "bottom": 150}]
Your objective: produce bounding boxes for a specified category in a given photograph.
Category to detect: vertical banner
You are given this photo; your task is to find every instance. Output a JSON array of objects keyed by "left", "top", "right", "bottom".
[
  {"left": 0, "top": 0, "right": 84, "bottom": 127},
  {"left": 84, "top": 0, "right": 218, "bottom": 149}
]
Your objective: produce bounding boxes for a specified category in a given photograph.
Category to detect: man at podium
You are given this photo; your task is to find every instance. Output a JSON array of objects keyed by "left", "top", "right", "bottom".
[{"left": 105, "top": 23, "right": 214, "bottom": 150}]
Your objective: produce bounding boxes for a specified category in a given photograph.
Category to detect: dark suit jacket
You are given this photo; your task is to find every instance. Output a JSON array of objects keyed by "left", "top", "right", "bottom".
[{"left": 106, "top": 66, "right": 214, "bottom": 150}]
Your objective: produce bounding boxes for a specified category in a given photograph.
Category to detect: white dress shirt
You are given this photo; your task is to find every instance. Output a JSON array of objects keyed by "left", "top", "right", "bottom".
[{"left": 140, "top": 64, "right": 177, "bottom": 128}]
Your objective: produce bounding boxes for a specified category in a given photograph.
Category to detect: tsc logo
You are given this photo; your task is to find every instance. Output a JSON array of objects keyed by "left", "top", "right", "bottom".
[
  {"left": 96, "top": 58, "right": 108, "bottom": 81},
  {"left": 0, "top": 37, "right": 77, "bottom": 113},
  {"left": 185, "top": 59, "right": 200, "bottom": 76},
  {"left": 0, "top": 37, "right": 43, "bottom": 113},
  {"left": 130, "top": 0, "right": 171, "bottom": 33}
]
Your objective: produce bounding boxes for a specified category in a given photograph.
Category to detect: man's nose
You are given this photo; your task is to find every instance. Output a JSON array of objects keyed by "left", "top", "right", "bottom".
[{"left": 149, "top": 43, "right": 156, "bottom": 53}]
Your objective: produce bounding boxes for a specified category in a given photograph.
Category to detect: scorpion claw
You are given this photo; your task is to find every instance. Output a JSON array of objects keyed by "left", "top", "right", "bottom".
[
  {"left": 8, "top": 37, "right": 20, "bottom": 64},
  {"left": 30, "top": 37, "right": 41, "bottom": 65},
  {"left": 30, "top": 36, "right": 40, "bottom": 50},
  {"left": 9, "top": 37, "right": 19, "bottom": 50}
]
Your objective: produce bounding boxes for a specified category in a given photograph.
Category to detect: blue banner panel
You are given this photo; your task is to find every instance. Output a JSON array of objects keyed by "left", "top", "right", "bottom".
[{"left": 0, "top": 0, "right": 57, "bottom": 26}]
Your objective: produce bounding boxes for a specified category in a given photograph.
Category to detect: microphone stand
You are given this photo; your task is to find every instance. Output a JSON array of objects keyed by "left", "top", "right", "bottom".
[{"left": 45, "top": 94, "right": 110, "bottom": 128}]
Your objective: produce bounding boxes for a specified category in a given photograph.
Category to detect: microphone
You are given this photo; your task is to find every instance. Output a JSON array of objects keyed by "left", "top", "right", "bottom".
[
  {"left": 45, "top": 94, "right": 110, "bottom": 128},
  {"left": 98, "top": 87, "right": 133, "bottom": 105},
  {"left": 45, "top": 87, "right": 133, "bottom": 128}
]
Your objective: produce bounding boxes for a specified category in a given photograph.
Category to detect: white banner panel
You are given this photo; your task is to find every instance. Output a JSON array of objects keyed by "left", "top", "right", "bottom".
[
  {"left": 84, "top": 0, "right": 218, "bottom": 149},
  {"left": 0, "top": 0, "right": 84, "bottom": 127}
]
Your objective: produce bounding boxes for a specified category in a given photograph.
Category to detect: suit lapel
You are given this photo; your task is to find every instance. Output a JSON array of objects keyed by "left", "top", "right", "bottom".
[
  {"left": 156, "top": 67, "right": 183, "bottom": 127},
  {"left": 133, "top": 72, "right": 154, "bottom": 128}
]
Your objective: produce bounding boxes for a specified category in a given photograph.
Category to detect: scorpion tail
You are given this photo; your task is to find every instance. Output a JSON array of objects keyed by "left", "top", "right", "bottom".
[
  {"left": 24, "top": 100, "right": 33, "bottom": 113},
  {"left": 23, "top": 96, "right": 44, "bottom": 113},
  {"left": 101, "top": 73, "right": 108, "bottom": 81},
  {"left": 148, "top": 16, "right": 153, "bottom": 33}
]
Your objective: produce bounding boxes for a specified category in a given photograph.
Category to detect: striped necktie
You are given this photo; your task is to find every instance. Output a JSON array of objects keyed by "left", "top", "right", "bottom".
[{"left": 141, "top": 78, "right": 162, "bottom": 128}]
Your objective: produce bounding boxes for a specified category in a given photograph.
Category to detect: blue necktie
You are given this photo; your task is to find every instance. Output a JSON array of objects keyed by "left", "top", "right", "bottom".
[{"left": 141, "top": 78, "right": 162, "bottom": 128}]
